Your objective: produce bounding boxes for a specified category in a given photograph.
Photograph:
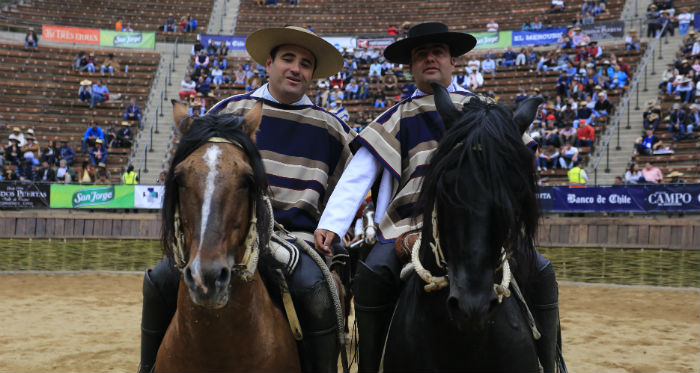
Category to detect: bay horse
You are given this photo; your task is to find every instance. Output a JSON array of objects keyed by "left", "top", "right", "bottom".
[
  {"left": 383, "top": 84, "right": 547, "bottom": 372},
  {"left": 155, "top": 101, "right": 300, "bottom": 372}
]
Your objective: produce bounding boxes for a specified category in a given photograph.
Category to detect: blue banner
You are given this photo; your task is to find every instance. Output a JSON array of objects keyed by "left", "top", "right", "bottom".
[
  {"left": 199, "top": 34, "right": 246, "bottom": 51},
  {"left": 538, "top": 184, "right": 700, "bottom": 213},
  {"left": 512, "top": 28, "right": 566, "bottom": 46}
]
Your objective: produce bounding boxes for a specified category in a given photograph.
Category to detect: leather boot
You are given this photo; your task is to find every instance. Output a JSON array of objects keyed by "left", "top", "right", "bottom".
[
  {"left": 532, "top": 263, "right": 560, "bottom": 373},
  {"left": 353, "top": 261, "right": 396, "bottom": 373},
  {"left": 295, "top": 282, "right": 340, "bottom": 373},
  {"left": 138, "top": 259, "right": 179, "bottom": 373}
]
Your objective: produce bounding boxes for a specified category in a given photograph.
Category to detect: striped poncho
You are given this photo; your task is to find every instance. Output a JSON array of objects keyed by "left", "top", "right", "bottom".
[
  {"left": 210, "top": 91, "right": 355, "bottom": 242},
  {"left": 354, "top": 90, "right": 475, "bottom": 242}
]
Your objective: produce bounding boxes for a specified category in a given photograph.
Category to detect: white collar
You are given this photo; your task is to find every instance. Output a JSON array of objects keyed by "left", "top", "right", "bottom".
[
  {"left": 411, "top": 82, "right": 469, "bottom": 98},
  {"left": 252, "top": 83, "right": 313, "bottom": 106}
]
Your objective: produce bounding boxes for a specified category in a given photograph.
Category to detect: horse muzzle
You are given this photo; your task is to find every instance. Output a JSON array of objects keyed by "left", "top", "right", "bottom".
[
  {"left": 446, "top": 288, "right": 497, "bottom": 331},
  {"left": 183, "top": 260, "right": 232, "bottom": 308}
]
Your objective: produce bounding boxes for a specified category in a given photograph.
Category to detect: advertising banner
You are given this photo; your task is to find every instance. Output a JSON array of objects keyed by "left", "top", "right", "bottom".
[
  {"left": 0, "top": 183, "right": 50, "bottom": 209},
  {"left": 323, "top": 36, "right": 357, "bottom": 51},
  {"left": 134, "top": 185, "right": 164, "bottom": 209},
  {"left": 537, "top": 185, "right": 700, "bottom": 213},
  {"left": 356, "top": 37, "right": 395, "bottom": 49},
  {"left": 512, "top": 28, "right": 567, "bottom": 46},
  {"left": 42, "top": 25, "right": 100, "bottom": 44},
  {"left": 581, "top": 20, "right": 625, "bottom": 41},
  {"left": 49, "top": 185, "right": 134, "bottom": 209},
  {"left": 100, "top": 30, "right": 156, "bottom": 49},
  {"left": 473, "top": 31, "right": 512, "bottom": 50},
  {"left": 199, "top": 34, "right": 247, "bottom": 51}
]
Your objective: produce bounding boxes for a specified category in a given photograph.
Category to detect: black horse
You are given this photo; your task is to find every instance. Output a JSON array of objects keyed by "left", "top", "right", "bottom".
[{"left": 383, "top": 84, "right": 548, "bottom": 372}]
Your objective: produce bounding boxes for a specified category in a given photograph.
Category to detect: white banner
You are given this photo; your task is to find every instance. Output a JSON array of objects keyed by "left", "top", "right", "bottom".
[{"left": 134, "top": 185, "right": 164, "bottom": 209}]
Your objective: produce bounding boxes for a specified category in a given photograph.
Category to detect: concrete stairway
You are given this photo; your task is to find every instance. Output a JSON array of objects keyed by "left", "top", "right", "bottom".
[
  {"left": 208, "top": 0, "right": 239, "bottom": 35},
  {"left": 130, "top": 41, "right": 191, "bottom": 183},
  {"left": 590, "top": 0, "right": 685, "bottom": 185}
]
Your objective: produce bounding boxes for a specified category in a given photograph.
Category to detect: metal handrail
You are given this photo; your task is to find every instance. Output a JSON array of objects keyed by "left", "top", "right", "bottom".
[
  {"left": 591, "top": 22, "right": 669, "bottom": 185},
  {"left": 133, "top": 37, "right": 179, "bottom": 182}
]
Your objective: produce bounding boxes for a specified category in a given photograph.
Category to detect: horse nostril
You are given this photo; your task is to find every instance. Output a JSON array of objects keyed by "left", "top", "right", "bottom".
[
  {"left": 447, "top": 296, "right": 460, "bottom": 313},
  {"left": 216, "top": 267, "right": 230, "bottom": 287},
  {"left": 184, "top": 266, "right": 194, "bottom": 284}
]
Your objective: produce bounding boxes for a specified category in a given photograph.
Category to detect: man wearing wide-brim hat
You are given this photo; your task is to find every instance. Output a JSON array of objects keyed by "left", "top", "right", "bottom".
[
  {"left": 139, "top": 25, "right": 356, "bottom": 373},
  {"left": 314, "top": 22, "right": 560, "bottom": 373},
  {"left": 8, "top": 126, "right": 26, "bottom": 147}
]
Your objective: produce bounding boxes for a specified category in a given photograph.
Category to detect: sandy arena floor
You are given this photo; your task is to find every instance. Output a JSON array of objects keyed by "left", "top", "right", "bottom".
[{"left": 0, "top": 273, "right": 697, "bottom": 373}]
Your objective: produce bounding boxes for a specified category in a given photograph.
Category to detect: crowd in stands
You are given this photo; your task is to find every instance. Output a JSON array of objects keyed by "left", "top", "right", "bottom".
[{"left": 160, "top": 13, "right": 198, "bottom": 33}]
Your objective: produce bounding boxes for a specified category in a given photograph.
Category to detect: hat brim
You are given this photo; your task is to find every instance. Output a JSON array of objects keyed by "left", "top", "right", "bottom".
[
  {"left": 383, "top": 32, "right": 476, "bottom": 64},
  {"left": 246, "top": 27, "right": 343, "bottom": 79}
]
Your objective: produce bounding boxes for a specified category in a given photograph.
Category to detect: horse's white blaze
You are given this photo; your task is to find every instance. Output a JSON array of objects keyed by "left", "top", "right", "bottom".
[
  {"left": 191, "top": 253, "right": 208, "bottom": 294},
  {"left": 199, "top": 145, "right": 221, "bottom": 250}
]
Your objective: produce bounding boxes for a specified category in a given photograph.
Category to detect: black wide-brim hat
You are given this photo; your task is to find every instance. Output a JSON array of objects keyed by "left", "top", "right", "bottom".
[{"left": 384, "top": 22, "right": 477, "bottom": 64}]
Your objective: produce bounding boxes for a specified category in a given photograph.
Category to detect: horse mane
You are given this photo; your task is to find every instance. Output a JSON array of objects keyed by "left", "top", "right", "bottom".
[
  {"left": 416, "top": 98, "right": 540, "bottom": 283},
  {"left": 161, "top": 112, "right": 269, "bottom": 260}
]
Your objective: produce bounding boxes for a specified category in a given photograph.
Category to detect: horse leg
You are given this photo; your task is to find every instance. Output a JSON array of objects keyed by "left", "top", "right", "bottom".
[
  {"left": 139, "top": 258, "right": 179, "bottom": 373},
  {"left": 531, "top": 262, "right": 561, "bottom": 373}
]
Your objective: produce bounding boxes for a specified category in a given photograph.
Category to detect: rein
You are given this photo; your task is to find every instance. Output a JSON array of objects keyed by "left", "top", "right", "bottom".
[
  {"left": 170, "top": 136, "right": 273, "bottom": 282},
  {"left": 410, "top": 201, "right": 512, "bottom": 303}
]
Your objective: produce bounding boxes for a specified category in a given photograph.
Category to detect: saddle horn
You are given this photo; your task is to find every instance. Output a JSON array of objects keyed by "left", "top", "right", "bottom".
[
  {"left": 512, "top": 97, "right": 544, "bottom": 134},
  {"left": 431, "top": 83, "right": 462, "bottom": 131}
]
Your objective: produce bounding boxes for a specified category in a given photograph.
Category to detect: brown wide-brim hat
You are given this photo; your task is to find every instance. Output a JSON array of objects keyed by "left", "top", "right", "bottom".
[
  {"left": 245, "top": 26, "right": 343, "bottom": 79},
  {"left": 384, "top": 22, "right": 477, "bottom": 64}
]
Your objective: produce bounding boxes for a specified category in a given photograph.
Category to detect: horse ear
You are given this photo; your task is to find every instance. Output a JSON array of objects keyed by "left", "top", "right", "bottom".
[
  {"left": 242, "top": 101, "right": 263, "bottom": 142},
  {"left": 172, "top": 99, "right": 194, "bottom": 134},
  {"left": 513, "top": 97, "right": 544, "bottom": 134},
  {"left": 431, "top": 83, "right": 461, "bottom": 130}
]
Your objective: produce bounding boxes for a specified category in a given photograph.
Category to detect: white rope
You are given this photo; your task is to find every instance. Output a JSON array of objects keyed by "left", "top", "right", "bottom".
[{"left": 411, "top": 233, "right": 449, "bottom": 292}]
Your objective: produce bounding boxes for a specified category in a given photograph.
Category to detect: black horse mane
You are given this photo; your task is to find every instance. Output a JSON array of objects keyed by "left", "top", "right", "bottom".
[
  {"left": 161, "top": 112, "right": 269, "bottom": 260},
  {"left": 416, "top": 98, "right": 540, "bottom": 284}
]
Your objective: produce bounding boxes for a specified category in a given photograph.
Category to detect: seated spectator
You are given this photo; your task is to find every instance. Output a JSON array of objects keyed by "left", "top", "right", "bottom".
[
  {"left": 73, "top": 51, "right": 88, "bottom": 71},
  {"left": 634, "top": 128, "right": 663, "bottom": 155},
  {"left": 16, "top": 158, "right": 34, "bottom": 182},
  {"left": 502, "top": 47, "right": 516, "bottom": 68},
  {"left": 41, "top": 140, "right": 57, "bottom": 165},
  {"left": 667, "top": 171, "right": 685, "bottom": 184},
  {"left": 245, "top": 74, "right": 260, "bottom": 93},
  {"left": 78, "top": 79, "right": 92, "bottom": 103},
  {"left": 106, "top": 122, "right": 119, "bottom": 148},
  {"left": 123, "top": 97, "right": 142, "bottom": 128},
  {"left": 481, "top": 55, "right": 496, "bottom": 76},
  {"left": 387, "top": 25, "right": 399, "bottom": 36},
  {"left": 206, "top": 40, "right": 218, "bottom": 56},
  {"left": 90, "top": 79, "right": 109, "bottom": 108},
  {"left": 668, "top": 103, "right": 694, "bottom": 140},
  {"left": 542, "top": 117, "right": 561, "bottom": 147},
  {"left": 549, "top": 0, "right": 565, "bottom": 13},
  {"left": 122, "top": 23, "right": 133, "bottom": 32},
  {"left": 163, "top": 13, "right": 177, "bottom": 32},
  {"left": 531, "top": 17, "right": 543, "bottom": 30},
  {"left": 84, "top": 52, "right": 97, "bottom": 73},
  {"left": 213, "top": 57, "right": 227, "bottom": 70},
  {"left": 194, "top": 50, "right": 209, "bottom": 70},
  {"left": 675, "top": 76, "right": 694, "bottom": 102},
  {"left": 357, "top": 78, "right": 370, "bottom": 100},
  {"left": 330, "top": 100, "right": 349, "bottom": 122},
  {"left": 210, "top": 66, "right": 225, "bottom": 89},
  {"left": 515, "top": 48, "right": 527, "bottom": 66},
  {"left": 345, "top": 79, "right": 359, "bottom": 100},
  {"left": 55, "top": 159, "right": 76, "bottom": 183},
  {"left": 537, "top": 144, "right": 560, "bottom": 171},
  {"left": 57, "top": 140, "right": 75, "bottom": 166},
  {"left": 576, "top": 120, "right": 595, "bottom": 148},
  {"left": 5, "top": 138, "right": 22, "bottom": 166},
  {"left": 35, "top": 160, "right": 56, "bottom": 183},
  {"left": 179, "top": 75, "right": 197, "bottom": 100},
  {"left": 558, "top": 143, "right": 579, "bottom": 169},
  {"left": 677, "top": 8, "right": 693, "bottom": 36},
  {"left": 8, "top": 126, "right": 26, "bottom": 147},
  {"left": 625, "top": 30, "right": 640, "bottom": 51},
  {"left": 643, "top": 101, "right": 662, "bottom": 130},
  {"left": 486, "top": 20, "right": 499, "bottom": 32},
  {"left": 467, "top": 56, "right": 480, "bottom": 73},
  {"left": 514, "top": 88, "right": 529, "bottom": 104},
  {"left": 582, "top": 11, "right": 594, "bottom": 24},
  {"left": 400, "top": 82, "right": 416, "bottom": 99},
  {"left": 559, "top": 123, "right": 578, "bottom": 145},
  {"left": 115, "top": 18, "right": 123, "bottom": 31},
  {"left": 191, "top": 40, "right": 204, "bottom": 56},
  {"left": 196, "top": 76, "right": 212, "bottom": 97},
  {"left": 641, "top": 162, "right": 663, "bottom": 183},
  {"left": 82, "top": 121, "right": 104, "bottom": 153},
  {"left": 118, "top": 122, "right": 134, "bottom": 148},
  {"left": 453, "top": 71, "right": 467, "bottom": 89},
  {"left": 688, "top": 104, "right": 699, "bottom": 131},
  {"left": 593, "top": 93, "right": 611, "bottom": 116},
  {"left": 79, "top": 161, "right": 95, "bottom": 184},
  {"left": 184, "top": 15, "right": 197, "bottom": 33},
  {"left": 89, "top": 139, "right": 108, "bottom": 166},
  {"left": 95, "top": 162, "right": 112, "bottom": 184},
  {"left": 625, "top": 162, "right": 644, "bottom": 184},
  {"left": 100, "top": 53, "right": 118, "bottom": 75},
  {"left": 577, "top": 100, "right": 593, "bottom": 123},
  {"left": 609, "top": 65, "right": 628, "bottom": 89},
  {"left": 25, "top": 28, "right": 38, "bottom": 49},
  {"left": 21, "top": 135, "right": 40, "bottom": 166},
  {"left": 556, "top": 71, "right": 571, "bottom": 98},
  {"left": 368, "top": 60, "right": 382, "bottom": 81}
]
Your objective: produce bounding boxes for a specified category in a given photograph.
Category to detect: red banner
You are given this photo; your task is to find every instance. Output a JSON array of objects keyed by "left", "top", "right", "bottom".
[{"left": 42, "top": 25, "right": 100, "bottom": 44}]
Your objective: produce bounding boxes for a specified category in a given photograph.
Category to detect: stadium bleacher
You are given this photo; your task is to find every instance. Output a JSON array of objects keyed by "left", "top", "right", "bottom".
[{"left": 0, "top": 41, "right": 160, "bottom": 182}]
